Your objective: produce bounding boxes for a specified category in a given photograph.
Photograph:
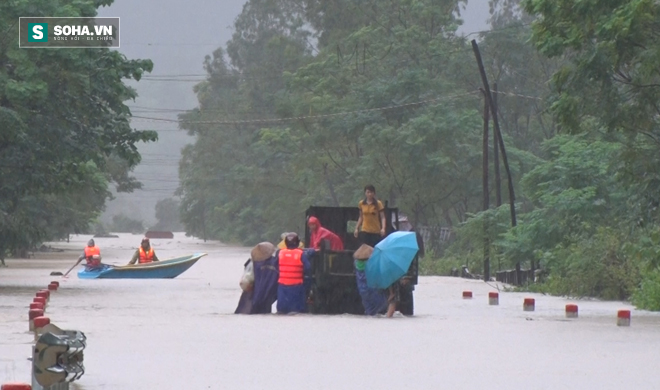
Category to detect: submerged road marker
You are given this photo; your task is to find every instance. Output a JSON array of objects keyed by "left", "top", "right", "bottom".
[
  {"left": 462, "top": 291, "right": 473, "bottom": 299},
  {"left": 488, "top": 292, "right": 499, "bottom": 305},
  {"left": 28, "top": 309, "right": 43, "bottom": 331},
  {"left": 36, "top": 290, "right": 49, "bottom": 303},
  {"left": 565, "top": 304, "right": 578, "bottom": 318},
  {"left": 523, "top": 298, "right": 535, "bottom": 311},
  {"left": 33, "top": 317, "right": 50, "bottom": 341},
  {"left": 617, "top": 310, "right": 631, "bottom": 326},
  {"left": 1, "top": 382, "right": 32, "bottom": 390},
  {"left": 33, "top": 297, "right": 46, "bottom": 310}
]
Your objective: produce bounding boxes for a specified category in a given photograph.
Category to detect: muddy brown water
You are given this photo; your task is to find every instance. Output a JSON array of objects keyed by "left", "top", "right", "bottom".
[{"left": 2, "top": 233, "right": 660, "bottom": 389}]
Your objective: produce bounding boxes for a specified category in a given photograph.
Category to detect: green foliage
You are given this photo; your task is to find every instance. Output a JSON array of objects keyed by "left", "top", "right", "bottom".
[
  {"left": 178, "top": 0, "right": 545, "bottom": 246},
  {"left": 150, "top": 198, "right": 183, "bottom": 231},
  {"left": 632, "top": 270, "right": 660, "bottom": 311},
  {"left": 444, "top": 130, "right": 646, "bottom": 301},
  {"left": 419, "top": 249, "right": 468, "bottom": 276},
  {"left": 523, "top": 0, "right": 660, "bottom": 223},
  {"left": 110, "top": 214, "right": 144, "bottom": 234},
  {"left": 173, "top": 0, "right": 660, "bottom": 310},
  {"left": 0, "top": 0, "right": 156, "bottom": 254}
]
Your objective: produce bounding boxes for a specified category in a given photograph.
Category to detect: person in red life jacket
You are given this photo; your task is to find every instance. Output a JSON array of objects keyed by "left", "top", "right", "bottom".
[
  {"left": 77, "top": 239, "right": 102, "bottom": 268},
  {"left": 276, "top": 233, "right": 313, "bottom": 314},
  {"left": 128, "top": 237, "right": 160, "bottom": 265},
  {"left": 307, "top": 216, "right": 344, "bottom": 251}
]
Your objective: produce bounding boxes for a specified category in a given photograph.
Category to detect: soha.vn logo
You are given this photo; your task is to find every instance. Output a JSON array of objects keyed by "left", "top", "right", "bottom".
[{"left": 28, "top": 23, "right": 48, "bottom": 42}]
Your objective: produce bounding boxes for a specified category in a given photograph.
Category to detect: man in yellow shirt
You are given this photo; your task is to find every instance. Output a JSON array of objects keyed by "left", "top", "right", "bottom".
[{"left": 353, "top": 184, "right": 386, "bottom": 247}]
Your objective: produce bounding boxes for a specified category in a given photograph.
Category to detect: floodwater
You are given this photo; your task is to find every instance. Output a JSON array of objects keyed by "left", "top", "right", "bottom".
[{"left": 2, "top": 233, "right": 660, "bottom": 389}]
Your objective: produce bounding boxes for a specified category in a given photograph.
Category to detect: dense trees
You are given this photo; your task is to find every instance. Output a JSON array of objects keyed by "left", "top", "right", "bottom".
[
  {"left": 178, "top": 0, "right": 533, "bottom": 245},
  {"left": 0, "top": 0, "right": 156, "bottom": 258},
  {"left": 155, "top": 0, "right": 660, "bottom": 308}
]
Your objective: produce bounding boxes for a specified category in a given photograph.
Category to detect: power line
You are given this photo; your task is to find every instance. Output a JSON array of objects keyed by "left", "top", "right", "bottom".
[{"left": 130, "top": 91, "right": 480, "bottom": 126}]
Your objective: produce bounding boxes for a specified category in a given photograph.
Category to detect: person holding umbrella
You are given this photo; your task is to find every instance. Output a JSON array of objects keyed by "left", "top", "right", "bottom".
[
  {"left": 364, "top": 231, "right": 420, "bottom": 317},
  {"left": 353, "top": 244, "right": 390, "bottom": 316}
]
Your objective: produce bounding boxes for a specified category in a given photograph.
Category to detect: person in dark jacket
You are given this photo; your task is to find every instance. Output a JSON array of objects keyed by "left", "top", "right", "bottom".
[
  {"left": 235, "top": 242, "right": 279, "bottom": 314},
  {"left": 251, "top": 254, "right": 279, "bottom": 313}
]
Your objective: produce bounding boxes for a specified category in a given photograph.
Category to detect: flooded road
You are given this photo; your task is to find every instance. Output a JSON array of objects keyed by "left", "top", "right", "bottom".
[{"left": 2, "top": 233, "right": 660, "bottom": 389}]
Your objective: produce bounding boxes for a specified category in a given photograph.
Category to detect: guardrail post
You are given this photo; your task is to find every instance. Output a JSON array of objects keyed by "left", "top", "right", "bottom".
[{"left": 31, "top": 323, "right": 85, "bottom": 390}]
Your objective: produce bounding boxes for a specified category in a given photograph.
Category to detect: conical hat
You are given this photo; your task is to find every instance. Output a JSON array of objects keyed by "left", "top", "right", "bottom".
[
  {"left": 251, "top": 242, "right": 276, "bottom": 262},
  {"left": 353, "top": 244, "right": 374, "bottom": 260}
]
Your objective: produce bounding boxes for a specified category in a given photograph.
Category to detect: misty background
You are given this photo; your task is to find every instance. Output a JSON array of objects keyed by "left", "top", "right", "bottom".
[{"left": 97, "top": 0, "right": 490, "bottom": 227}]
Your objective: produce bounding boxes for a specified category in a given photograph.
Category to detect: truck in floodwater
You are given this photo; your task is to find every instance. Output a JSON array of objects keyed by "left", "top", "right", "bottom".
[{"left": 304, "top": 206, "right": 419, "bottom": 315}]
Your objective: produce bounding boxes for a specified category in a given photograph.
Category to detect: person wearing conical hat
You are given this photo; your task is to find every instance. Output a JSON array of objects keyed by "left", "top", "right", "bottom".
[
  {"left": 250, "top": 241, "right": 279, "bottom": 314},
  {"left": 353, "top": 244, "right": 390, "bottom": 316},
  {"left": 236, "top": 241, "right": 280, "bottom": 314}
]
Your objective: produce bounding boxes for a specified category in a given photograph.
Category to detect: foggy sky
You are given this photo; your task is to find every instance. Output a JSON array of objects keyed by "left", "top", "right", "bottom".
[{"left": 96, "top": 0, "right": 491, "bottom": 226}]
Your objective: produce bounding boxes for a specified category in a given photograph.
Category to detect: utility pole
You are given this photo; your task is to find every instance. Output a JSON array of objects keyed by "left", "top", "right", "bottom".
[
  {"left": 482, "top": 89, "right": 490, "bottom": 282},
  {"left": 493, "top": 83, "right": 502, "bottom": 207},
  {"left": 471, "top": 39, "right": 517, "bottom": 228}
]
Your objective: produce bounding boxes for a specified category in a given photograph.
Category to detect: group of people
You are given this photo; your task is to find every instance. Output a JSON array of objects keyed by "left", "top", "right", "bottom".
[
  {"left": 235, "top": 233, "right": 314, "bottom": 315},
  {"left": 77, "top": 237, "right": 160, "bottom": 268},
  {"left": 77, "top": 184, "right": 404, "bottom": 318},
  {"left": 353, "top": 184, "right": 398, "bottom": 317},
  {"left": 237, "top": 184, "right": 403, "bottom": 317}
]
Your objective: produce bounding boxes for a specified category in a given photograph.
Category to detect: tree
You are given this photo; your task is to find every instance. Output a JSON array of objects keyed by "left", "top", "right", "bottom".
[
  {"left": 0, "top": 0, "right": 157, "bottom": 256},
  {"left": 151, "top": 198, "right": 184, "bottom": 231},
  {"left": 177, "top": 0, "right": 550, "bottom": 246},
  {"left": 523, "top": 0, "right": 660, "bottom": 223},
  {"left": 111, "top": 214, "right": 145, "bottom": 234},
  {"left": 178, "top": 0, "right": 314, "bottom": 244}
]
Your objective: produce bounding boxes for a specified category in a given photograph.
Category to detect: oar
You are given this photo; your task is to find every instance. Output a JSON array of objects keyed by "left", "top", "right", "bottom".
[{"left": 61, "top": 258, "right": 83, "bottom": 278}]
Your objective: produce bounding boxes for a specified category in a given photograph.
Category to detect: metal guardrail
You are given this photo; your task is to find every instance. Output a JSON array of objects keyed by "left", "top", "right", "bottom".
[
  {"left": 495, "top": 268, "right": 535, "bottom": 286},
  {"left": 32, "top": 324, "right": 86, "bottom": 390}
]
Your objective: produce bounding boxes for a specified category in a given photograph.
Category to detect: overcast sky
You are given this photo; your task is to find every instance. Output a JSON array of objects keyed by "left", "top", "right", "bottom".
[{"left": 96, "top": 0, "right": 491, "bottom": 225}]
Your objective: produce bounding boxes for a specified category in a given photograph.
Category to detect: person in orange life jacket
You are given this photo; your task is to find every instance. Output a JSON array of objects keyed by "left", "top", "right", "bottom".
[
  {"left": 276, "top": 233, "right": 313, "bottom": 314},
  {"left": 128, "top": 237, "right": 160, "bottom": 265},
  {"left": 77, "top": 239, "right": 102, "bottom": 267}
]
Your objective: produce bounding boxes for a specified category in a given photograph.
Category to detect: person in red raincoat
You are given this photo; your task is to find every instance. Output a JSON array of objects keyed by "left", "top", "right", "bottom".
[{"left": 307, "top": 216, "right": 344, "bottom": 251}]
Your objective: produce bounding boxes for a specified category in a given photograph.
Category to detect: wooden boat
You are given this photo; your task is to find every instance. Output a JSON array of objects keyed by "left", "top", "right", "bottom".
[{"left": 77, "top": 253, "right": 207, "bottom": 279}]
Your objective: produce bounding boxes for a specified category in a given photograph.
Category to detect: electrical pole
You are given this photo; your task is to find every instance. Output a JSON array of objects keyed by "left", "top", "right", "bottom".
[
  {"left": 482, "top": 89, "right": 490, "bottom": 282},
  {"left": 471, "top": 39, "right": 517, "bottom": 228}
]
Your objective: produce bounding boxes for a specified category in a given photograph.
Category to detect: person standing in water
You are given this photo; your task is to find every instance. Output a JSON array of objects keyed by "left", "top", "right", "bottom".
[{"left": 353, "top": 185, "right": 398, "bottom": 317}]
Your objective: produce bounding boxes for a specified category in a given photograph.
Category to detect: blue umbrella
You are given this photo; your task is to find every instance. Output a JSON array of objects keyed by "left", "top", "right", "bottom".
[{"left": 365, "top": 231, "right": 419, "bottom": 289}]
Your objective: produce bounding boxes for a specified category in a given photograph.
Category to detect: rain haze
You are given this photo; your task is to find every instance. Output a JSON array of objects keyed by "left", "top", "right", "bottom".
[
  {"left": 96, "top": 0, "right": 491, "bottom": 226},
  {"left": 5, "top": 1, "right": 660, "bottom": 389}
]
